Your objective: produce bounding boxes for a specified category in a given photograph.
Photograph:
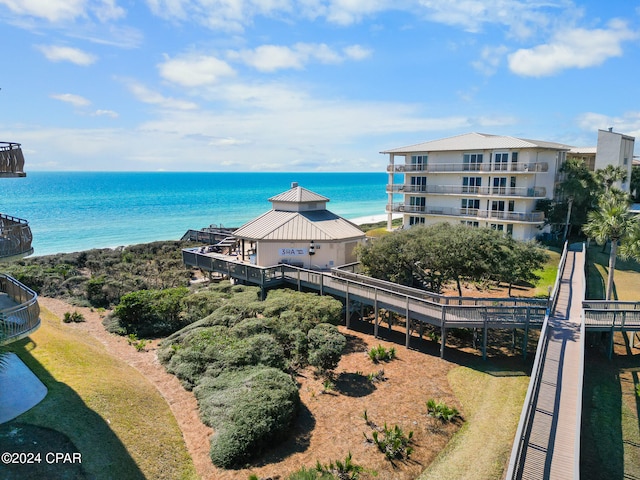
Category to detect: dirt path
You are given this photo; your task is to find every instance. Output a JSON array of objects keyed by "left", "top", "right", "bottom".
[{"left": 39, "top": 297, "right": 460, "bottom": 480}]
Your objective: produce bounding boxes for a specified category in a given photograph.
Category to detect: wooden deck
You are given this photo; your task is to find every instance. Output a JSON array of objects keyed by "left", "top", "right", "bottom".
[{"left": 512, "top": 245, "right": 585, "bottom": 480}]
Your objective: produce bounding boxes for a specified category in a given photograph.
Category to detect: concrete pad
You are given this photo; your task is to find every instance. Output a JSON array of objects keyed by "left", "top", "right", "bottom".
[{"left": 0, "top": 353, "right": 47, "bottom": 423}]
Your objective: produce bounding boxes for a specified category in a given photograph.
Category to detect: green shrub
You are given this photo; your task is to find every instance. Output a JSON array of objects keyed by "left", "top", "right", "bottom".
[
  {"left": 367, "top": 345, "right": 396, "bottom": 363},
  {"left": 113, "top": 286, "right": 190, "bottom": 337},
  {"left": 63, "top": 311, "right": 85, "bottom": 323},
  {"left": 262, "top": 290, "right": 343, "bottom": 329},
  {"left": 159, "top": 326, "right": 286, "bottom": 389},
  {"left": 307, "top": 323, "right": 346, "bottom": 374},
  {"left": 426, "top": 399, "right": 461, "bottom": 422},
  {"left": 86, "top": 275, "right": 109, "bottom": 308},
  {"left": 371, "top": 423, "right": 414, "bottom": 460},
  {"left": 195, "top": 366, "right": 300, "bottom": 468},
  {"left": 315, "top": 452, "right": 363, "bottom": 479},
  {"left": 288, "top": 466, "right": 335, "bottom": 479}
]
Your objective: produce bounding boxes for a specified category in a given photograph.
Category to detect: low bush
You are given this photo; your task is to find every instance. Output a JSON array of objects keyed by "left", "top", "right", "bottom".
[
  {"left": 62, "top": 311, "right": 85, "bottom": 323},
  {"left": 426, "top": 399, "right": 461, "bottom": 422},
  {"left": 307, "top": 323, "right": 346, "bottom": 374},
  {"left": 113, "top": 286, "right": 190, "bottom": 337},
  {"left": 315, "top": 452, "right": 363, "bottom": 479},
  {"left": 288, "top": 466, "right": 335, "bottom": 479},
  {"left": 367, "top": 345, "right": 396, "bottom": 363},
  {"left": 370, "top": 423, "right": 414, "bottom": 461},
  {"left": 194, "top": 366, "right": 300, "bottom": 468}
]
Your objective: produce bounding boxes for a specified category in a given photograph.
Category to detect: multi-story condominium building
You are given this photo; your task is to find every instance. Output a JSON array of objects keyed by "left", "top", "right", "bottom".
[{"left": 383, "top": 130, "right": 635, "bottom": 241}]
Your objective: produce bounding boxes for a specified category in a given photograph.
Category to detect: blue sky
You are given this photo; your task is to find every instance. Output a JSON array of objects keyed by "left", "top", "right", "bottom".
[{"left": 1, "top": 1, "right": 639, "bottom": 172}]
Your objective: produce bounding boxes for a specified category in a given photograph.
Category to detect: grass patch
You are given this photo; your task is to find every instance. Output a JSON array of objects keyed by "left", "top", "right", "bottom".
[
  {"left": 5, "top": 308, "right": 197, "bottom": 480},
  {"left": 531, "top": 248, "right": 561, "bottom": 297},
  {"left": 585, "top": 246, "right": 640, "bottom": 300},
  {"left": 418, "top": 364, "right": 528, "bottom": 480}
]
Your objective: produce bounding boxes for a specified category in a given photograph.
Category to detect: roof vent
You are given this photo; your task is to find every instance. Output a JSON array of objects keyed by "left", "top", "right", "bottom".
[{"left": 291, "top": 182, "right": 298, "bottom": 188}]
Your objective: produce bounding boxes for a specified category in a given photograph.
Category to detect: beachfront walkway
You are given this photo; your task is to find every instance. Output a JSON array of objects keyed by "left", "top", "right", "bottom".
[{"left": 518, "top": 245, "right": 585, "bottom": 479}]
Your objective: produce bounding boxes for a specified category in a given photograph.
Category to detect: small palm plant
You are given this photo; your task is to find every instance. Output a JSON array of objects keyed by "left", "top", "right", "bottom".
[
  {"left": 426, "top": 398, "right": 461, "bottom": 422},
  {"left": 316, "top": 452, "right": 364, "bottom": 479}
]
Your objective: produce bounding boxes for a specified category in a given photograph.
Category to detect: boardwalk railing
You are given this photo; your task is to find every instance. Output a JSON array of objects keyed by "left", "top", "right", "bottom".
[
  {"left": 0, "top": 214, "right": 34, "bottom": 259},
  {"left": 183, "top": 248, "right": 547, "bottom": 357},
  {"left": 0, "top": 274, "right": 40, "bottom": 344},
  {"left": 506, "top": 241, "right": 570, "bottom": 480}
]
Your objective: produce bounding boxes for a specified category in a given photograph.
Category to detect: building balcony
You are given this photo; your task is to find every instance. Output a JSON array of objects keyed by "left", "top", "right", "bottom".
[
  {"left": 0, "top": 143, "right": 26, "bottom": 178},
  {"left": 386, "top": 184, "right": 547, "bottom": 197},
  {"left": 386, "top": 162, "right": 548, "bottom": 174},
  {"left": 0, "top": 214, "right": 34, "bottom": 259},
  {"left": 0, "top": 274, "right": 40, "bottom": 345},
  {"left": 386, "top": 203, "right": 545, "bottom": 223}
]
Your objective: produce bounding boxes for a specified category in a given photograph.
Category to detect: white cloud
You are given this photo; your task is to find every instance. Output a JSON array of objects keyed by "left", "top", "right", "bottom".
[
  {"left": 343, "top": 44, "right": 372, "bottom": 60},
  {"left": 124, "top": 80, "right": 199, "bottom": 110},
  {"left": 37, "top": 45, "right": 97, "bottom": 65},
  {"left": 50, "top": 93, "right": 92, "bottom": 107},
  {"left": 228, "top": 42, "right": 369, "bottom": 72},
  {"left": 472, "top": 44, "right": 508, "bottom": 75},
  {"left": 158, "top": 54, "right": 236, "bottom": 87},
  {"left": 577, "top": 111, "right": 640, "bottom": 139},
  {"left": 93, "top": 109, "right": 119, "bottom": 118},
  {"left": 508, "top": 20, "right": 638, "bottom": 77},
  {"left": 0, "top": 0, "right": 85, "bottom": 22},
  {"left": 0, "top": 0, "right": 124, "bottom": 22}
]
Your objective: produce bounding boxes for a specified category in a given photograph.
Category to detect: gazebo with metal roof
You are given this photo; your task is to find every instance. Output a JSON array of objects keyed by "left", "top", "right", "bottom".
[{"left": 232, "top": 182, "right": 366, "bottom": 269}]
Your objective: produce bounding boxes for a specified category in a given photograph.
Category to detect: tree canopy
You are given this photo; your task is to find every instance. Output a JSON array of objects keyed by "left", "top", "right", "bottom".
[{"left": 356, "top": 223, "right": 548, "bottom": 296}]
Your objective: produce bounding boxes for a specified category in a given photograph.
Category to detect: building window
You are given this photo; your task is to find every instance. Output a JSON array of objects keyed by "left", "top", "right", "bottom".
[
  {"left": 508, "top": 200, "right": 515, "bottom": 212},
  {"left": 461, "top": 198, "right": 480, "bottom": 214},
  {"left": 624, "top": 157, "right": 629, "bottom": 165},
  {"left": 411, "top": 155, "right": 427, "bottom": 164},
  {"left": 463, "top": 153, "right": 483, "bottom": 171},
  {"left": 490, "top": 223, "right": 505, "bottom": 231},
  {"left": 511, "top": 152, "right": 518, "bottom": 168},
  {"left": 492, "top": 177, "right": 507, "bottom": 194},
  {"left": 506, "top": 224, "right": 513, "bottom": 236},
  {"left": 462, "top": 176, "right": 482, "bottom": 193},
  {"left": 461, "top": 221, "right": 479, "bottom": 227},
  {"left": 409, "top": 216, "right": 425, "bottom": 225},
  {"left": 410, "top": 176, "right": 427, "bottom": 192},
  {"left": 494, "top": 153, "right": 509, "bottom": 171},
  {"left": 409, "top": 197, "right": 425, "bottom": 211}
]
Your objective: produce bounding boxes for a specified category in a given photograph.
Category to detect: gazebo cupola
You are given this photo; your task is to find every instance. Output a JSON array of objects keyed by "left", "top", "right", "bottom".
[{"left": 268, "top": 182, "right": 329, "bottom": 212}]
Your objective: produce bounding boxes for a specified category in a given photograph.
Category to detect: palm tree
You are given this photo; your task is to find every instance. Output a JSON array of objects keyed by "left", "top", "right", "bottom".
[
  {"left": 583, "top": 192, "right": 636, "bottom": 300},
  {"left": 620, "top": 221, "right": 640, "bottom": 263},
  {"left": 595, "top": 164, "right": 628, "bottom": 192},
  {"left": 559, "top": 158, "right": 597, "bottom": 242}
]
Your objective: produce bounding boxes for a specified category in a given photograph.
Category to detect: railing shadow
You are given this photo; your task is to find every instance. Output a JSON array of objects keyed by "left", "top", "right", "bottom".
[
  {"left": 580, "top": 345, "right": 624, "bottom": 479},
  {"left": 4, "top": 337, "right": 146, "bottom": 480}
]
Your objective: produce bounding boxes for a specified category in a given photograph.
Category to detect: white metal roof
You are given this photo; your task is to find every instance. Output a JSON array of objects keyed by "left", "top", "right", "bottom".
[
  {"left": 233, "top": 209, "right": 365, "bottom": 241},
  {"left": 269, "top": 186, "right": 329, "bottom": 203},
  {"left": 569, "top": 147, "right": 597, "bottom": 154},
  {"left": 381, "top": 132, "right": 574, "bottom": 154}
]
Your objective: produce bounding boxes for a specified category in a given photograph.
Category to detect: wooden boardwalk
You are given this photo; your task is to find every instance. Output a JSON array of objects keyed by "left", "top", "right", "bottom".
[{"left": 515, "top": 246, "right": 585, "bottom": 480}]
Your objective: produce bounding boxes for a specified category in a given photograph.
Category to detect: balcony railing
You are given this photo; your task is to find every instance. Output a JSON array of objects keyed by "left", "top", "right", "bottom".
[
  {"left": 386, "top": 184, "right": 546, "bottom": 197},
  {"left": 0, "top": 214, "right": 33, "bottom": 259},
  {"left": 386, "top": 204, "right": 545, "bottom": 222},
  {"left": 0, "top": 274, "right": 40, "bottom": 345},
  {"left": 387, "top": 162, "right": 548, "bottom": 174},
  {"left": 0, "top": 142, "right": 26, "bottom": 177}
]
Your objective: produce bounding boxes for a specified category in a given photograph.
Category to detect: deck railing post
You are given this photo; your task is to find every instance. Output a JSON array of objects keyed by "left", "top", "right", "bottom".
[
  {"left": 440, "top": 305, "right": 446, "bottom": 358},
  {"left": 405, "top": 297, "right": 410, "bottom": 349},
  {"left": 374, "top": 288, "right": 379, "bottom": 338},
  {"left": 345, "top": 282, "right": 350, "bottom": 329}
]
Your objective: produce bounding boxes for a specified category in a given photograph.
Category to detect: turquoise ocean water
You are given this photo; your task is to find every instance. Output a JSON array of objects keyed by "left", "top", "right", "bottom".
[{"left": 0, "top": 172, "right": 393, "bottom": 257}]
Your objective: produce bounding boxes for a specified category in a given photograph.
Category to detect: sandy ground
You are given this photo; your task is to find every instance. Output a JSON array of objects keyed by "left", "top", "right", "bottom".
[{"left": 38, "top": 297, "right": 461, "bottom": 480}]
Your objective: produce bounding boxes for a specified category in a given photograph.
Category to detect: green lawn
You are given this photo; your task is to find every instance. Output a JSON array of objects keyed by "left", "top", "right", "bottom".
[
  {"left": 3, "top": 308, "right": 198, "bottom": 480},
  {"left": 581, "top": 245, "right": 640, "bottom": 478},
  {"left": 418, "top": 362, "right": 529, "bottom": 480}
]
